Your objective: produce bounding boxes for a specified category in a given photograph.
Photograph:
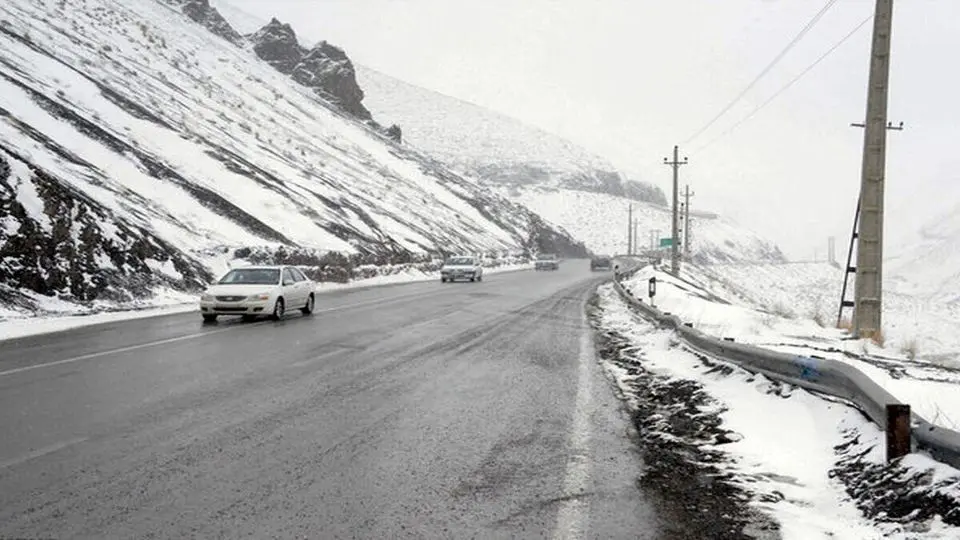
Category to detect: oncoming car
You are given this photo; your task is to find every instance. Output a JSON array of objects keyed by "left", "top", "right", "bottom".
[
  {"left": 199, "top": 265, "right": 316, "bottom": 322},
  {"left": 441, "top": 255, "right": 483, "bottom": 282}
]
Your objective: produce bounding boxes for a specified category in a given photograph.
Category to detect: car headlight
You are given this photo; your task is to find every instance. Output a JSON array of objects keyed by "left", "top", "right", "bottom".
[
  {"left": 248, "top": 293, "right": 271, "bottom": 301},
  {"left": 200, "top": 293, "right": 214, "bottom": 302}
]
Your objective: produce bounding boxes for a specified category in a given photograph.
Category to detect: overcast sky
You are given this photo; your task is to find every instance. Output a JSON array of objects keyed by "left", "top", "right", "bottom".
[{"left": 216, "top": 0, "right": 960, "bottom": 260}]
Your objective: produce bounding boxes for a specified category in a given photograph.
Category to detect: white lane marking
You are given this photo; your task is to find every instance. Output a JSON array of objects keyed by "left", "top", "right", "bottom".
[
  {"left": 0, "top": 436, "right": 89, "bottom": 470},
  {"left": 0, "top": 289, "right": 450, "bottom": 379},
  {"left": 553, "top": 316, "right": 595, "bottom": 539}
]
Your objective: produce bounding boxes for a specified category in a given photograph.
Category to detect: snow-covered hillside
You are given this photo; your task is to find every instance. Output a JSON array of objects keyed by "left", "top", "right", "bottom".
[
  {"left": 887, "top": 202, "right": 960, "bottom": 304},
  {"left": 356, "top": 65, "right": 666, "bottom": 205},
  {"left": 0, "top": 0, "right": 586, "bottom": 314},
  {"left": 506, "top": 187, "right": 785, "bottom": 263}
]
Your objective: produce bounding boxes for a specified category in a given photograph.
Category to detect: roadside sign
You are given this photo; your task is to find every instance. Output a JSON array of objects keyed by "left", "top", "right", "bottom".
[{"left": 659, "top": 238, "right": 673, "bottom": 247}]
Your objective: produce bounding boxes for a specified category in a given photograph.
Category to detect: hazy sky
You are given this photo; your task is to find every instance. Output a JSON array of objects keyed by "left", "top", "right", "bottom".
[{"left": 217, "top": 0, "right": 960, "bottom": 260}]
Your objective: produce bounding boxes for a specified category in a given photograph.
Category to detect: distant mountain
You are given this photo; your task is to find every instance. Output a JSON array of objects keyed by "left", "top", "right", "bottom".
[
  {"left": 503, "top": 187, "right": 786, "bottom": 263},
  {"left": 887, "top": 205, "right": 960, "bottom": 303},
  {"left": 0, "top": 0, "right": 587, "bottom": 314},
  {"left": 356, "top": 65, "right": 666, "bottom": 205}
]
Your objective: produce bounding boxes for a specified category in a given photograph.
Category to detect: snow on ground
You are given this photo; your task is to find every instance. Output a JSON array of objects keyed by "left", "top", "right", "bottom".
[
  {"left": 0, "top": 263, "right": 532, "bottom": 342},
  {"left": 620, "top": 262, "right": 960, "bottom": 431},
  {"left": 595, "top": 284, "right": 960, "bottom": 539},
  {"left": 504, "top": 186, "right": 785, "bottom": 263}
]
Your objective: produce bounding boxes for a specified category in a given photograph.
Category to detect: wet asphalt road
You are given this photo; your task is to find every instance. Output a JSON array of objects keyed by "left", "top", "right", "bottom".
[{"left": 0, "top": 261, "right": 660, "bottom": 539}]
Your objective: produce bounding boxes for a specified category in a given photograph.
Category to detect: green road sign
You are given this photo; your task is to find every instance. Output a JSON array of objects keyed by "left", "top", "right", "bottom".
[{"left": 659, "top": 237, "right": 673, "bottom": 247}]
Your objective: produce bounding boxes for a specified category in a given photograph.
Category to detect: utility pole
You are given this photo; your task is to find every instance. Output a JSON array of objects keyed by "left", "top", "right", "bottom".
[
  {"left": 682, "top": 185, "right": 694, "bottom": 258},
  {"left": 627, "top": 204, "right": 633, "bottom": 255},
  {"left": 852, "top": 0, "right": 895, "bottom": 340},
  {"left": 632, "top": 219, "right": 640, "bottom": 256},
  {"left": 663, "top": 146, "right": 688, "bottom": 277}
]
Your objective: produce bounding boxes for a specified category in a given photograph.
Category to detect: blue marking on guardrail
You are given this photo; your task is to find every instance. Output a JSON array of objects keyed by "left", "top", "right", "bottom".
[{"left": 797, "top": 356, "right": 820, "bottom": 381}]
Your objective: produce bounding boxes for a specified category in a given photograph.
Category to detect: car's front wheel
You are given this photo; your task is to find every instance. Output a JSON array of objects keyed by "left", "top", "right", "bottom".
[
  {"left": 272, "top": 298, "right": 285, "bottom": 321},
  {"left": 202, "top": 314, "right": 217, "bottom": 323},
  {"left": 301, "top": 294, "right": 315, "bottom": 315}
]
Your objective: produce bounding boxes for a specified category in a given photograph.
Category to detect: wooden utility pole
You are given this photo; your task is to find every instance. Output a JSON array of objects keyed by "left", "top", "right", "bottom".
[
  {"left": 663, "top": 146, "right": 688, "bottom": 276},
  {"left": 852, "top": 0, "right": 895, "bottom": 339},
  {"left": 682, "top": 185, "right": 694, "bottom": 257}
]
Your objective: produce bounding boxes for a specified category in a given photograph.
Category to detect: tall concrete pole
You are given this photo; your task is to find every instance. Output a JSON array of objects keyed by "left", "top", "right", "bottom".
[
  {"left": 664, "top": 146, "right": 688, "bottom": 277},
  {"left": 853, "top": 0, "right": 895, "bottom": 339},
  {"left": 627, "top": 204, "right": 633, "bottom": 255}
]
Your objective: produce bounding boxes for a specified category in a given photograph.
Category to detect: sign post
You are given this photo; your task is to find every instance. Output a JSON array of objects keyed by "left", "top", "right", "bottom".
[{"left": 648, "top": 276, "right": 657, "bottom": 307}]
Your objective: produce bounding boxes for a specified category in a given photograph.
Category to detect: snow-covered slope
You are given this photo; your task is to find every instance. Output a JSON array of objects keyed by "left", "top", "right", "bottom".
[
  {"left": 506, "top": 187, "right": 785, "bottom": 263},
  {"left": 356, "top": 65, "right": 666, "bottom": 204},
  {"left": 887, "top": 203, "right": 960, "bottom": 304},
  {"left": 0, "top": 0, "right": 586, "bottom": 314}
]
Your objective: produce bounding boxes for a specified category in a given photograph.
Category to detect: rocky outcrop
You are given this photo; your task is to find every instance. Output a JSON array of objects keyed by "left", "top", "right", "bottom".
[
  {"left": 250, "top": 19, "right": 371, "bottom": 120},
  {"left": 168, "top": 0, "right": 243, "bottom": 45},
  {"left": 0, "top": 147, "right": 212, "bottom": 308},
  {"left": 249, "top": 18, "right": 304, "bottom": 75}
]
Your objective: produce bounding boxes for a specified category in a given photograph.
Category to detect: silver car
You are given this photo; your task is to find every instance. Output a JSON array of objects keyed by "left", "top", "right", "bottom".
[{"left": 199, "top": 265, "right": 316, "bottom": 322}]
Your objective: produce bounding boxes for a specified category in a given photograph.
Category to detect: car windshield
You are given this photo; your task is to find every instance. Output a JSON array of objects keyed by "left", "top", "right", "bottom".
[
  {"left": 218, "top": 268, "right": 281, "bottom": 285},
  {"left": 537, "top": 254, "right": 557, "bottom": 260},
  {"left": 446, "top": 257, "right": 474, "bottom": 265}
]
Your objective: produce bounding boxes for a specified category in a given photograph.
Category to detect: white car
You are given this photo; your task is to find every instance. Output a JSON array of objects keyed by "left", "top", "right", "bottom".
[
  {"left": 440, "top": 255, "right": 483, "bottom": 283},
  {"left": 199, "top": 265, "right": 316, "bottom": 322}
]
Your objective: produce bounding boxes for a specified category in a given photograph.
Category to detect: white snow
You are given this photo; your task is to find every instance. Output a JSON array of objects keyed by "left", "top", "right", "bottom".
[
  {"left": 8, "top": 158, "right": 51, "bottom": 233},
  {"left": 145, "top": 258, "right": 184, "bottom": 281},
  {"left": 596, "top": 284, "right": 957, "bottom": 539},
  {"left": 621, "top": 263, "right": 960, "bottom": 431}
]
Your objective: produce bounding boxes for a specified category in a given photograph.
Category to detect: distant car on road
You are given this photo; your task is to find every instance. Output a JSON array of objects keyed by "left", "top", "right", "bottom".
[
  {"left": 441, "top": 255, "right": 483, "bottom": 282},
  {"left": 199, "top": 265, "right": 315, "bottom": 323},
  {"left": 535, "top": 253, "right": 560, "bottom": 271},
  {"left": 590, "top": 255, "right": 613, "bottom": 271}
]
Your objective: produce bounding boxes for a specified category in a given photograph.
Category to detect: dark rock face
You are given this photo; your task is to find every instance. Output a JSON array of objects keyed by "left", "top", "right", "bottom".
[
  {"left": 250, "top": 20, "right": 371, "bottom": 120},
  {"left": 624, "top": 180, "right": 667, "bottom": 206},
  {"left": 386, "top": 124, "right": 402, "bottom": 143},
  {"left": 176, "top": 0, "right": 243, "bottom": 45},
  {"left": 0, "top": 147, "right": 212, "bottom": 308},
  {"left": 249, "top": 18, "right": 304, "bottom": 75}
]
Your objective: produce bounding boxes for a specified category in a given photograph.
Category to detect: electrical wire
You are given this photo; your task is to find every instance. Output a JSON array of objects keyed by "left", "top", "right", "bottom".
[
  {"left": 691, "top": 14, "right": 873, "bottom": 157},
  {"left": 682, "top": 0, "right": 840, "bottom": 146}
]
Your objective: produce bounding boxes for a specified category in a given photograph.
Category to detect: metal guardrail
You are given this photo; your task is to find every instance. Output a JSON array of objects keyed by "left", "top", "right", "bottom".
[{"left": 611, "top": 266, "right": 960, "bottom": 469}]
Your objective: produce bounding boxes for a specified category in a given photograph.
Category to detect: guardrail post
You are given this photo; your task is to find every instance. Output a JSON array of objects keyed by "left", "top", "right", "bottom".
[{"left": 886, "top": 404, "right": 911, "bottom": 462}]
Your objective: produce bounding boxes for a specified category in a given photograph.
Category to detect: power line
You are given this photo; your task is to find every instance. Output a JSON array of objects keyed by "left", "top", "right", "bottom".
[
  {"left": 682, "top": 0, "right": 840, "bottom": 146},
  {"left": 691, "top": 14, "right": 873, "bottom": 156}
]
